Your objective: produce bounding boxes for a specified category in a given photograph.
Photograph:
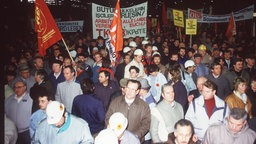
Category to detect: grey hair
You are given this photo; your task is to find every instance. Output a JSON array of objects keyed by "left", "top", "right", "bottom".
[{"left": 229, "top": 108, "right": 248, "bottom": 121}]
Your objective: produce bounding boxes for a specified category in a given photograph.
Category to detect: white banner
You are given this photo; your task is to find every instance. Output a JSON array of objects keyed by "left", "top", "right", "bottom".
[
  {"left": 188, "top": 5, "right": 254, "bottom": 23},
  {"left": 92, "top": 2, "right": 148, "bottom": 39},
  {"left": 56, "top": 21, "right": 84, "bottom": 32}
]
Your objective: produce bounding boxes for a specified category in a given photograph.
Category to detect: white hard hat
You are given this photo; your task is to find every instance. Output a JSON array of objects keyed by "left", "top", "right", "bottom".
[
  {"left": 129, "top": 41, "right": 137, "bottom": 47},
  {"left": 109, "top": 112, "right": 128, "bottom": 137},
  {"left": 142, "top": 40, "right": 149, "bottom": 45},
  {"left": 184, "top": 60, "right": 195, "bottom": 68},
  {"left": 134, "top": 49, "right": 143, "bottom": 56},
  {"left": 152, "top": 46, "right": 158, "bottom": 51},
  {"left": 46, "top": 101, "right": 65, "bottom": 124},
  {"left": 123, "top": 47, "right": 131, "bottom": 53}
]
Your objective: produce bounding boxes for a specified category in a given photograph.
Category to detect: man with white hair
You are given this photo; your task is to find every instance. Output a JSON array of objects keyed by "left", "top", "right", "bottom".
[{"left": 32, "top": 101, "right": 93, "bottom": 144}]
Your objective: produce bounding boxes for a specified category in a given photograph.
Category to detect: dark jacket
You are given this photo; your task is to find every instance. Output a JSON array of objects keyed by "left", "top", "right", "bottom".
[
  {"left": 48, "top": 71, "right": 65, "bottom": 94},
  {"left": 94, "top": 80, "right": 120, "bottom": 110},
  {"left": 72, "top": 93, "right": 105, "bottom": 134}
]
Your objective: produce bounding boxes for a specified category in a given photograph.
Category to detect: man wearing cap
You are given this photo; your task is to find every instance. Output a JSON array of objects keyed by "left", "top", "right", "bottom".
[
  {"left": 10, "top": 64, "right": 36, "bottom": 92},
  {"left": 129, "top": 41, "right": 138, "bottom": 54},
  {"left": 194, "top": 53, "right": 209, "bottom": 77},
  {"left": 32, "top": 101, "right": 94, "bottom": 144},
  {"left": 124, "top": 49, "right": 146, "bottom": 79},
  {"left": 181, "top": 60, "right": 198, "bottom": 95},
  {"left": 5, "top": 81, "right": 33, "bottom": 144},
  {"left": 110, "top": 112, "right": 141, "bottom": 143},
  {"left": 48, "top": 60, "right": 65, "bottom": 95},
  {"left": 139, "top": 78, "right": 156, "bottom": 143},
  {"left": 55, "top": 66, "right": 82, "bottom": 113},
  {"left": 198, "top": 44, "right": 212, "bottom": 67},
  {"left": 106, "top": 79, "right": 151, "bottom": 141}
]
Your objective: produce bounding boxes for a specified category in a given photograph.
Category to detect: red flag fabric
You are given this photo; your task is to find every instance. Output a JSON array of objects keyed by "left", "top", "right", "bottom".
[
  {"left": 162, "top": 2, "right": 167, "bottom": 26},
  {"left": 35, "top": 0, "right": 63, "bottom": 56},
  {"left": 105, "top": 0, "right": 123, "bottom": 62},
  {"left": 225, "top": 12, "right": 236, "bottom": 39}
]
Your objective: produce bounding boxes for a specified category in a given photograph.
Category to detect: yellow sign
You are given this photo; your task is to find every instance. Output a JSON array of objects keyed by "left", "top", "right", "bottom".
[
  {"left": 186, "top": 19, "right": 197, "bottom": 35},
  {"left": 173, "top": 9, "right": 184, "bottom": 27}
]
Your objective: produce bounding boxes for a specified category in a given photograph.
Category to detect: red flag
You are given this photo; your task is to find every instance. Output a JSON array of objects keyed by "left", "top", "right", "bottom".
[
  {"left": 105, "top": 0, "right": 123, "bottom": 62},
  {"left": 35, "top": 0, "right": 63, "bottom": 56},
  {"left": 225, "top": 12, "right": 236, "bottom": 39},
  {"left": 162, "top": 2, "right": 167, "bottom": 26}
]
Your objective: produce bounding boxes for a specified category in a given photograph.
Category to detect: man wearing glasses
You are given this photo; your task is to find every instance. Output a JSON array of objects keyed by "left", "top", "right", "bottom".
[
  {"left": 105, "top": 79, "right": 150, "bottom": 143},
  {"left": 5, "top": 81, "right": 33, "bottom": 144}
]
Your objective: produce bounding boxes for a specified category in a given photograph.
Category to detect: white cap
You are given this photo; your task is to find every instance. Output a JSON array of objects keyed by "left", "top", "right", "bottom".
[
  {"left": 152, "top": 51, "right": 161, "bottom": 57},
  {"left": 142, "top": 40, "right": 149, "bottom": 45},
  {"left": 109, "top": 112, "right": 128, "bottom": 137},
  {"left": 129, "top": 41, "right": 137, "bottom": 47},
  {"left": 46, "top": 101, "right": 65, "bottom": 124},
  {"left": 123, "top": 47, "right": 131, "bottom": 53},
  {"left": 93, "top": 47, "right": 99, "bottom": 51},
  {"left": 152, "top": 46, "right": 158, "bottom": 51},
  {"left": 95, "top": 129, "right": 118, "bottom": 144},
  {"left": 70, "top": 50, "right": 77, "bottom": 58},
  {"left": 184, "top": 60, "right": 195, "bottom": 68},
  {"left": 134, "top": 49, "right": 143, "bottom": 55}
]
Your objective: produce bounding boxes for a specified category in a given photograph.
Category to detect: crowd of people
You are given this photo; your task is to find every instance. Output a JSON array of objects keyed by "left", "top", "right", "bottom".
[{"left": 4, "top": 27, "right": 256, "bottom": 144}]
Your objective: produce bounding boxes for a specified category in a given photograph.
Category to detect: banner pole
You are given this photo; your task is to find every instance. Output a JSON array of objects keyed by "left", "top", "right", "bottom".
[
  {"left": 61, "top": 38, "right": 74, "bottom": 63},
  {"left": 190, "top": 35, "right": 192, "bottom": 48}
]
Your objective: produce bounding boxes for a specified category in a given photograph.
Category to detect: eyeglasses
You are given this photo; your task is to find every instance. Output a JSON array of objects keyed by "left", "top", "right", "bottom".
[{"left": 14, "top": 85, "right": 25, "bottom": 89}]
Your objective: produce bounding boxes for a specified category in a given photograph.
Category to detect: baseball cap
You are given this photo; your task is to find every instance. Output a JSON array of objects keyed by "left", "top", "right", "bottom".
[
  {"left": 184, "top": 60, "right": 195, "bottom": 68},
  {"left": 108, "top": 112, "right": 128, "bottom": 137},
  {"left": 140, "top": 78, "right": 151, "bottom": 89},
  {"left": 119, "top": 78, "right": 128, "bottom": 88},
  {"left": 129, "top": 41, "right": 137, "bottom": 47},
  {"left": 134, "top": 49, "right": 143, "bottom": 55},
  {"left": 123, "top": 47, "right": 131, "bottom": 53},
  {"left": 19, "top": 64, "right": 30, "bottom": 72},
  {"left": 46, "top": 101, "right": 65, "bottom": 124},
  {"left": 95, "top": 129, "right": 118, "bottom": 144},
  {"left": 142, "top": 40, "right": 149, "bottom": 45},
  {"left": 152, "top": 46, "right": 158, "bottom": 51}
]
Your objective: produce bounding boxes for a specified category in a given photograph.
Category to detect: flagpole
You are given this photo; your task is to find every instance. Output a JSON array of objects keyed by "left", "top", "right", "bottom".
[{"left": 61, "top": 38, "right": 74, "bottom": 63}]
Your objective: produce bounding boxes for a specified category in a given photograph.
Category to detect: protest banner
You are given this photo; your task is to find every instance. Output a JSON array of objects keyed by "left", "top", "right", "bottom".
[
  {"left": 186, "top": 19, "right": 197, "bottom": 35},
  {"left": 92, "top": 2, "right": 147, "bottom": 39},
  {"left": 56, "top": 21, "right": 84, "bottom": 32}
]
